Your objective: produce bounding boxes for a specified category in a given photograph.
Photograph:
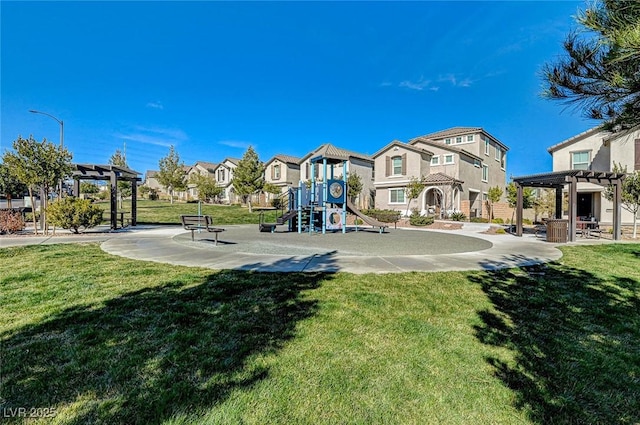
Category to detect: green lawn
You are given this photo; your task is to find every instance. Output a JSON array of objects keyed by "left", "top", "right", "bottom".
[
  {"left": 1, "top": 243, "right": 638, "bottom": 424},
  {"left": 96, "top": 199, "right": 260, "bottom": 225}
]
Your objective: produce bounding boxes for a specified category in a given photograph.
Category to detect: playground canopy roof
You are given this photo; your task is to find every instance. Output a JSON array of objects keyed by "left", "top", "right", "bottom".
[{"left": 306, "top": 143, "right": 373, "bottom": 163}]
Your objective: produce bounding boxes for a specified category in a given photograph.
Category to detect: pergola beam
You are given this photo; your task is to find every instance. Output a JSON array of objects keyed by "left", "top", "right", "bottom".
[
  {"left": 512, "top": 169, "right": 626, "bottom": 242},
  {"left": 71, "top": 164, "right": 141, "bottom": 230}
]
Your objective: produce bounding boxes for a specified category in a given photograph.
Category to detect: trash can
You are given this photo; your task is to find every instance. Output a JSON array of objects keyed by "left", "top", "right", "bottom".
[{"left": 546, "top": 219, "right": 568, "bottom": 243}]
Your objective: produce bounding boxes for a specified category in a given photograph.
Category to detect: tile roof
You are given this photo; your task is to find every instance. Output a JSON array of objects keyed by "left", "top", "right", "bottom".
[
  {"left": 272, "top": 154, "right": 302, "bottom": 165},
  {"left": 411, "top": 138, "right": 482, "bottom": 161},
  {"left": 194, "top": 161, "right": 218, "bottom": 171},
  {"left": 423, "top": 172, "right": 463, "bottom": 185},
  {"left": 371, "top": 139, "right": 434, "bottom": 158},
  {"left": 411, "top": 127, "right": 509, "bottom": 151},
  {"left": 414, "top": 127, "right": 482, "bottom": 140},
  {"left": 546, "top": 127, "right": 605, "bottom": 153}
]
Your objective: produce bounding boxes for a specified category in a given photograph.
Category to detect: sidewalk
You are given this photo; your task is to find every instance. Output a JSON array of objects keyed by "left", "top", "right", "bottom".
[{"left": 0, "top": 223, "right": 608, "bottom": 274}]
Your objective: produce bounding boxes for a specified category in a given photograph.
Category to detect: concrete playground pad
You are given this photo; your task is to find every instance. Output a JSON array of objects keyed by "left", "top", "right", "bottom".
[{"left": 97, "top": 224, "right": 564, "bottom": 274}]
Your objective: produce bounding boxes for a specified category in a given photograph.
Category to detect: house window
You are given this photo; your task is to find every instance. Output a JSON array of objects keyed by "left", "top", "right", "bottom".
[
  {"left": 474, "top": 159, "right": 480, "bottom": 168},
  {"left": 392, "top": 156, "right": 402, "bottom": 175},
  {"left": 431, "top": 156, "right": 440, "bottom": 166},
  {"left": 484, "top": 138, "right": 490, "bottom": 156},
  {"left": 273, "top": 164, "right": 281, "bottom": 180},
  {"left": 445, "top": 138, "right": 451, "bottom": 145},
  {"left": 571, "top": 151, "right": 590, "bottom": 170},
  {"left": 467, "top": 135, "right": 474, "bottom": 142},
  {"left": 218, "top": 169, "right": 225, "bottom": 181},
  {"left": 390, "top": 188, "right": 405, "bottom": 204},
  {"left": 482, "top": 164, "right": 489, "bottom": 182},
  {"left": 455, "top": 136, "right": 463, "bottom": 144},
  {"left": 495, "top": 146, "right": 501, "bottom": 161},
  {"left": 444, "top": 154, "right": 454, "bottom": 164},
  {"left": 482, "top": 192, "right": 488, "bottom": 201},
  {"left": 500, "top": 152, "right": 506, "bottom": 170}
]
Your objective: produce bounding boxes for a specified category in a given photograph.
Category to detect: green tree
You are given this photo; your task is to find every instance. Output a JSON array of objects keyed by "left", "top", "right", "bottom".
[
  {"left": 157, "top": 145, "right": 187, "bottom": 204},
  {"left": 347, "top": 173, "right": 363, "bottom": 201},
  {"left": 506, "top": 182, "right": 535, "bottom": 227},
  {"left": 138, "top": 185, "right": 150, "bottom": 199},
  {"left": 604, "top": 163, "right": 640, "bottom": 238},
  {"left": 0, "top": 162, "right": 27, "bottom": 208},
  {"left": 232, "top": 146, "right": 264, "bottom": 212},
  {"left": 404, "top": 176, "right": 425, "bottom": 217},
  {"left": 80, "top": 182, "right": 100, "bottom": 195},
  {"left": 487, "top": 186, "right": 503, "bottom": 221},
  {"left": 542, "top": 0, "right": 640, "bottom": 130},
  {"left": 109, "top": 149, "right": 132, "bottom": 204},
  {"left": 189, "top": 173, "right": 223, "bottom": 203},
  {"left": 2, "top": 135, "right": 72, "bottom": 234}
]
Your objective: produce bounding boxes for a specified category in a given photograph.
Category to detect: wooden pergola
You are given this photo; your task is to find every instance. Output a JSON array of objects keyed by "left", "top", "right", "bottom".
[
  {"left": 71, "top": 164, "right": 141, "bottom": 230},
  {"left": 512, "top": 170, "right": 626, "bottom": 242}
]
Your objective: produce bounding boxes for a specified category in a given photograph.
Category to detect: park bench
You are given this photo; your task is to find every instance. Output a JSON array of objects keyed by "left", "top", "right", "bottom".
[{"left": 180, "top": 215, "right": 225, "bottom": 245}]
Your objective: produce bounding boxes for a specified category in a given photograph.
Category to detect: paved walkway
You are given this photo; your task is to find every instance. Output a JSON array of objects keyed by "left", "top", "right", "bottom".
[{"left": 0, "top": 223, "right": 580, "bottom": 273}]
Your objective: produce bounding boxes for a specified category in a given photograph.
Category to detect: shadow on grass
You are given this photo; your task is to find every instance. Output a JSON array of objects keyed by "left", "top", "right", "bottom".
[
  {"left": 1, "top": 268, "right": 331, "bottom": 424},
  {"left": 470, "top": 261, "right": 640, "bottom": 424}
]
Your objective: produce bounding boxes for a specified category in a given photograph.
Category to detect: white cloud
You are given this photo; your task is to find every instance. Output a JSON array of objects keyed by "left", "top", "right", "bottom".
[
  {"left": 399, "top": 78, "right": 432, "bottom": 91},
  {"left": 115, "top": 126, "right": 188, "bottom": 148},
  {"left": 218, "top": 140, "right": 252, "bottom": 150},
  {"left": 146, "top": 101, "right": 164, "bottom": 110}
]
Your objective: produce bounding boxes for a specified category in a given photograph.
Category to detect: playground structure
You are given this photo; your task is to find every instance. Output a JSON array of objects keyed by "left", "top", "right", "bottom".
[{"left": 259, "top": 154, "right": 388, "bottom": 234}]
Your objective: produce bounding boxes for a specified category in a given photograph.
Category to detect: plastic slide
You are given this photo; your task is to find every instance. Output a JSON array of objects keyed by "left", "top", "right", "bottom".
[{"left": 345, "top": 198, "right": 389, "bottom": 233}]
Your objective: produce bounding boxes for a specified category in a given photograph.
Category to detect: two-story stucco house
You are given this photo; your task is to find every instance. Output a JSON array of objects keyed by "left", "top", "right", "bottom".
[
  {"left": 143, "top": 170, "right": 163, "bottom": 194},
  {"left": 298, "top": 143, "right": 375, "bottom": 209},
  {"left": 547, "top": 126, "right": 640, "bottom": 224},
  {"left": 372, "top": 140, "right": 437, "bottom": 214},
  {"left": 264, "top": 154, "right": 301, "bottom": 192},
  {"left": 212, "top": 158, "right": 240, "bottom": 204},
  {"left": 373, "top": 127, "right": 509, "bottom": 217},
  {"left": 185, "top": 161, "right": 218, "bottom": 200}
]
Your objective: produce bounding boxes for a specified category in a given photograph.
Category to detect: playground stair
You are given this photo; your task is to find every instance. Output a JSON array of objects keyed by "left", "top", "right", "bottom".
[{"left": 277, "top": 210, "right": 298, "bottom": 225}]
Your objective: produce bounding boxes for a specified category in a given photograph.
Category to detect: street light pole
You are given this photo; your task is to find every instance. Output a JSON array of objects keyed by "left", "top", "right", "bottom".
[{"left": 29, "top": 109, "right": 65, "bottom": 198}]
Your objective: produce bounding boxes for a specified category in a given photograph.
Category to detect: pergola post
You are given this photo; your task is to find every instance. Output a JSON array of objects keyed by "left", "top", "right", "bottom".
[
  {"left": 613, "top": 180, "right": 622, "bottom": 240},
  {"left": 515, "top": 182, "right": 523, "bottom": 236},
  {"left": 568, "top": 176, "right": 577, "bottom": 242},
  {"left": 131, "top": 182, "right": 138, "bottom": 226},
  {"left": 110, "top": 172, "right": 118, "bottom": 230},
  {"left": 555, "top": 187, "right": 563, "bottom": 219},
  {"left": 73, "top": 179, "right": 80, "bottom": 197}
]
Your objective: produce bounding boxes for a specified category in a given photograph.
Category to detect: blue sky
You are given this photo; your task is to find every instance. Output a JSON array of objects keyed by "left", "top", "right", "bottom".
[{"left": 2, "top": 1, "right": 595, "bottom": 179}]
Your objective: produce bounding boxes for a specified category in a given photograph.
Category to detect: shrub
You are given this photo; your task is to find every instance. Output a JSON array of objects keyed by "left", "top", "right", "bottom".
[
  {"left": 271, "top": 198, "right": 283, "bottom": 209},
  {"left": 149, "top": 189, "right": 159, "bottom": 201},
  {"left": 450, "top": 211, "right": 467, "bottom": 222},
  {"left": 0, "top": 210, "right": 25, "bottom": 234},
  {"left": 362, "top": 209, "right": 401, "bottom": 223},
  {"left": 409, "top": 211, "right": 434, "bottom": 226},
  {"left": 491, "top": 218, "right": 504, "bottom": 224},
  {"left": 470, "top": 217, "right": 489, "bottom": 223},
  {"left": 354, "top": 218, "right": 364, "bottom": 226},
  {"left": 47, "top": 197, "right": 104, "bottom": 234}
]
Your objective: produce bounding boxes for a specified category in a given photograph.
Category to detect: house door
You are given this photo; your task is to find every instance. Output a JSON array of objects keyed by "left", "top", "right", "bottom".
[{"left": 577, "top": 193, "right": 593, "bottom": 218}]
